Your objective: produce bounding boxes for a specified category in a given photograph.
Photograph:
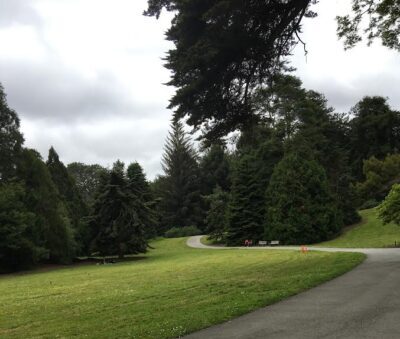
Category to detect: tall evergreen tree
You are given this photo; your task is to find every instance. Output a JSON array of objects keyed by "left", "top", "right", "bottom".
[
  {"left": 46, "top": 147, "right": 88, "bottom": 253},
  {"left": 0, "top": 84, "right": 24, "bottom": 182},
  {"left": 226, "top": 153, "right": 265, "bottom": 246},
  {"left": 265, "top": 150, "right": 343, "bottom": 244},
  {"left": 90, "top": 161, "right": 147, "bottom": 258},
  {"left": 205, "top": 186, "right": 229, "bottom": 242},
  {"left": 160, "top": 121, "right": 202, "bottom": 229},
  {"left": 18, "top": 149, "right": 76, "bottom": 263},
  {"left": 349, "top": 96, "right": 400, "bottom": 179}
]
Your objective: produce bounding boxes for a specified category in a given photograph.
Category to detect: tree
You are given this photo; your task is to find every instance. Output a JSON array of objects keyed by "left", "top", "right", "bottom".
[
  {"left": 127, "top": 162, "right": 157, "bottom": 238},
  {"left": 265, "top": 150, "right": 342, "bottom": 244},
  {"left": 349, "top": 96, "right": 400, "bottom": 178},
  {"left": 355, "top": 154, "right": 400, "bottom": 205},
  {"left": 90, "top": 161, "right": 147, "bottom": 258},
  {"left": 337, "top": 0, "right": 400, "bottom": 51},
  {"left": 67, "top": 162, "right": 107, "bottom": 206},
  {"left": 145, "top": 0, "right": 316, "bottom": 140},
  {"left": 378, "top": 184, "right": 400, "bottom": 225},
  {"left": 0, "top": 183, "right": 45, "bottom": 272},
  {"left": 0, "top": 84, "right": 24, "bottom": 182},
  {"left": 199, "top": 143, "right": 231, "bottom": 195},
  {"left": 160, "top": 121, "right": 202, "bottom": 229},
  {"left": 46, "top": 147, "right": 88, "bottom": 253},
  {"left": 18, "top": 149, "right": 76, "bottom": 263},
  {"left": 226, "top": 153, "right": 265, "bottom": 246},
  {"left": 204, "top": 186, "right": 229, "bottom": 242}
]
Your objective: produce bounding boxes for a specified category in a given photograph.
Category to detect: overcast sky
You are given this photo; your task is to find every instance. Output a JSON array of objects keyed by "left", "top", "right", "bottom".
[{"left": 0, "top": 0, "right": 399, "bottom": 179}]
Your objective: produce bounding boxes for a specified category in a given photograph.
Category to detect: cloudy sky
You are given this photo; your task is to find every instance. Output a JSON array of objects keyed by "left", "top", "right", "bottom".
[{"left": 0, "top": 0, "right": 399, "bottom": 179}]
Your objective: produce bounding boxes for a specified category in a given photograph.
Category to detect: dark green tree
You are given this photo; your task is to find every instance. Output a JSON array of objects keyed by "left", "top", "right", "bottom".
[
  {"left": 205, "top": 186, "right": 229, "bottom": 242},
  {"left": 127, "top": 162, "right": 157, "bottom": 239},
  {"left": 349, "top": 96, "right": 400, "bottom": 179},
  {"left": 46, "top": 147, "right": 88, "bottom": 253},
  {"left": 90, "top": 161, "right": 147, "bottom": 258},
  {"left": 0, "top": 84, "right": 24, "bottom": 182},
  {"left": 145, "top": 0, "right": 316, "bottom": 140},
  {"left": 226, "top": 153, "right": 265, "bottom": 246},
  {"left": 265, "top": 150, "right": 343, "bottom": 244},
  {"left": 18, "top": 149, "right": 76, "bottom": 263},
  {"left": 0, "top": 182, "right": 45, "bottom": 272},
  {"left": 200, "top": 143, "right": 231, "bottom": 195},
  {"left": 67, "top": 162, "right": 108, "bottom": 206},
  {"left": 160, "top": 121, "right": 202, "bottom": 229}
]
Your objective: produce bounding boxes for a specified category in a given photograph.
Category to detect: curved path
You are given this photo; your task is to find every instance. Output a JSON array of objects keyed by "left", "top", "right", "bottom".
[{"left": 184, "top": 236, "right": 400, "bottom": 339}]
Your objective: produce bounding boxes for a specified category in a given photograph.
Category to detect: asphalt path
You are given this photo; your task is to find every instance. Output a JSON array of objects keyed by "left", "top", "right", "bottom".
[{"left": 184, "top": 236, "right": 400, "bottom": 339}]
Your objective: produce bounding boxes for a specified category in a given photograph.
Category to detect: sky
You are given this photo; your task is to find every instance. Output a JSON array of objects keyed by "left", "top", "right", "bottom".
[{"left": 0, "top": 0, "right": 399, "bottom": 179}]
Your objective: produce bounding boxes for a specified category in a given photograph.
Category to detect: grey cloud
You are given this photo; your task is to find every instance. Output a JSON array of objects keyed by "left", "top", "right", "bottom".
[{"left": 0, "top": 0, "right": 41, "bottom": 27}]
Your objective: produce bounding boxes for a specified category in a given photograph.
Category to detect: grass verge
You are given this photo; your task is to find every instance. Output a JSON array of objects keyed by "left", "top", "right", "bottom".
[
  {"left": 317, "top": 208, "right": 400, "bottom": 248},
  {"left": 0, "top": 238, "right": 364, "bottom": 338}
]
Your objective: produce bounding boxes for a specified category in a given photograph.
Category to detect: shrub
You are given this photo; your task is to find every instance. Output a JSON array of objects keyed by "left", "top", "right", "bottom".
[{"left": 164, "top": 226, "right": 201, "bottom": 238}]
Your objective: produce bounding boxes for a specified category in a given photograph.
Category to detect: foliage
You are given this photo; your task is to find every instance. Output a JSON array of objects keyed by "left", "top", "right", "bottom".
[
  {"left": 0, "top": 237, "right": 364, "bottom": 338},
  {"left": 159, "top": 121, "right": 202, "bottom": 229},
  {"left": 226, "top": 153, "right": 265, "bottom": 246},
  {"left": 337, "top": 0, "right": 400, "bottom": 50},
  {"left": 0, "top": 183, "right": 45, "bottom": 272},
  {"left": 265, "top": 151, "right": 343, "bottom": 244},
  {"left": 204, "top": 186, "right": 229, "bottom": 241},
  {"left": 145, "top": 0, "right": 317, "bottom": 140},
  {"left": 0, "top": 84, "right": 24, "bottom": 182},
  {"left": 378, "top": 184, "right": 400, "bottom": 225},
  {"left": 18, "top": 149, "right": 76, "bottom": 264},
  {"left": 355, "top": 154, "right": 400, "bottom": 204},
  {"left": 164, "top": 225, "right": 201, "bottom": 238},
  {"left": 349, "top": 96, "right": 400, "bottom": 179},
  {"left": 67, "top": 162, "right": 107, "bottom": 206},
  {"left": 47, "top": 147, "right": 88, "bottom": 253},
  {"left": 90, "top": 161, "right": 148, "bottom": 258}
]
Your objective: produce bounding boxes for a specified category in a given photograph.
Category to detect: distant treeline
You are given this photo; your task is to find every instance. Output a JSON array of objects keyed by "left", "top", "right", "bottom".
[{"left": 1, "top": 74, "right": 400, "bottom": 272}]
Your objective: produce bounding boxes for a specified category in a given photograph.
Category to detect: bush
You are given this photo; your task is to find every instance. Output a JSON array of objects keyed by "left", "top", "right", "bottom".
[
  {"left": 359, "top": 199, "right": 379, "bottom": 210},
  {"left": 164, "top": 226, "right": 201, "bottom": 238}
]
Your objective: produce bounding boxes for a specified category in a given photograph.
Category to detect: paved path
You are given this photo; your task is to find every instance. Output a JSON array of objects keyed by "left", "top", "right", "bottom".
[{"left": 184, "top": 236, "right": 400, "bottom": 339}]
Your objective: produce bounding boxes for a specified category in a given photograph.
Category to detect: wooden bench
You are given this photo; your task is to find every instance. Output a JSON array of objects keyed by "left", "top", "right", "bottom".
[
  {"left": 270, "top": 240, "right": 280, "bottom": 246},
  {"left": 258, "top": 241, "right": 268, "bottom": 246}
]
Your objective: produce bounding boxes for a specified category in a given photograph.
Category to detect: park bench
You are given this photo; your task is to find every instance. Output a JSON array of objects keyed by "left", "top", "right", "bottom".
[
  {"left": 270, "top": 240, "right": 280, "bottom": 246},
  {"left": 258, "top": 241, "right": 268, "bottom": 246}
]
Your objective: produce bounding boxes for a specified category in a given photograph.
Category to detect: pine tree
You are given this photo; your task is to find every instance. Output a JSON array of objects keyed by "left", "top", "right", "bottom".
[
  {"left": 127, "top": 162, "right": 157, "bottom": 238},
  {"left": 90, "top": 161, "right": 147, "bottom": 258},
  {"left": 226, "top": 153, "right": 265, "bottom": 246},
  {"left": 46, "top": 147, "right": 88, "bottom": 253},
  {"left": 18, "top": 149, "right": 76, "bottom": 263},
  {"left": 265, "top": 150, "right": 343, "bottom": 245},
  {"left": 160, "top": 121, "right": 202, "bottom": 229},
  {"left": 205, "top": 186, "right": 229, "bottom": 242},
  {"left": 0, "top": 84, "right": 24, "bottom": 182}
]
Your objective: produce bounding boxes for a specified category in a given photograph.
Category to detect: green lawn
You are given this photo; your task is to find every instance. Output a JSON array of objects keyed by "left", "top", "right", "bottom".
[
  {"left": 0, "top": 238, "right": 364, "bottom": 339},
  {"left": 317, "top": 208, "right": 400, "bottom": 248}
]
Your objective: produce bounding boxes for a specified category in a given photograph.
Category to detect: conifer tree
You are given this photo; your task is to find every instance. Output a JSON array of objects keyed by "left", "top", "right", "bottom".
[
  {"left": 0, "top": 84, "right": 24, "bottom": 182},
  {"left": 46, "top": 147, "right": 88, "bottom": 253},
  {"left": 226, "top": 153, "right": 265, "bottom": 246},
  {"left": 205, "top": 186, "right": 229, "bottom": 242},
  {"left": 265, "top": 150, "right": 343, "bottom": 244},
  {"left": 160, "top": 121, "right": 202, "bottom": 229},
  {"left": 90, "top": 161, "right": 147, "bottom": 258}
]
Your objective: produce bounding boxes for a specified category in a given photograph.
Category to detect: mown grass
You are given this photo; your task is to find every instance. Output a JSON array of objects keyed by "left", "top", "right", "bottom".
[
  {"left": 0, "top": 238, "right": 364, "bottom": 339},
  {"left": 318, "top": 208, "right": 400, "bottom": 248}
]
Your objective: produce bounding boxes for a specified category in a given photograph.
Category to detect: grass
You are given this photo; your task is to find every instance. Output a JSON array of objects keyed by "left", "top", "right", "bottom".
[
  {"left": 317, "top": 208, "right": 400, "bottom": 248},
  {"left": 0, "top": 238, "right": 364, "bottom": 339}
]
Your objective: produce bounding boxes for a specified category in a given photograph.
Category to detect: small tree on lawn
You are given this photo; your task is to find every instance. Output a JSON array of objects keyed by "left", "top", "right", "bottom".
[
  {"left": 205, "top": 186, "right": 229, "bottom": 242},
  {"left": 378, "top": 184, "right": 400, "bottom": 226},
  {"left": 265, "top": 150, "right": 343, "bottom": 244},
  {"left": 90, "top": 161, "right": 147, "bottom": 258}
]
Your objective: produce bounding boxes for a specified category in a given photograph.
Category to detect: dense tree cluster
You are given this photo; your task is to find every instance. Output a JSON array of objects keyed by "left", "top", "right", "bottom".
[{"left": 0, "top": 85, "right": 152, "bottom": 272}]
